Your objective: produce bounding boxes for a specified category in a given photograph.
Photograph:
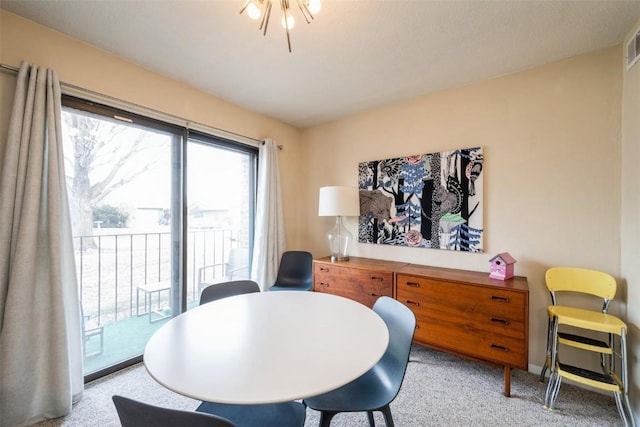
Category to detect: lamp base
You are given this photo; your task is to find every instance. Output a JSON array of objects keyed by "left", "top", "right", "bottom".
[{"left": 327, "top": 216, "right": 353, "bottom": 263}]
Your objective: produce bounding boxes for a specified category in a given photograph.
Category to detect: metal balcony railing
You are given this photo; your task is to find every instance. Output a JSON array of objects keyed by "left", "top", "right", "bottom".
[{"left": 76, "top": 228, "right": 244, "bottom": 331}]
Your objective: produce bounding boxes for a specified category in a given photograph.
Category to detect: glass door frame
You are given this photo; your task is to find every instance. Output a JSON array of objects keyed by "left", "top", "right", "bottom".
[{"left": 62, "top": 96, "right": 258, "bottom": 382}]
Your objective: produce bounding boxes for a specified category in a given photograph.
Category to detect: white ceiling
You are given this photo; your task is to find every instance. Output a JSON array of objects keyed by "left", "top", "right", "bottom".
[{"left": 2, "top": 0, "right": 640, "bottom": 128}]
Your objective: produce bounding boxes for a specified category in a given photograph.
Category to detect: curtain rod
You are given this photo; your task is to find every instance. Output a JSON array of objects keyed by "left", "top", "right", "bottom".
[{"left": 0, "top": 63, "right": 278, "bottom": 148}]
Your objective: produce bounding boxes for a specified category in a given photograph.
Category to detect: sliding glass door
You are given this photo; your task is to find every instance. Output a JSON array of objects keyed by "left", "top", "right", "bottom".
[
  {"left": 61, "top": 97, "right": 257, "bottom": 380},
  {"left": 186, "top": 134, "right": 256, "bottom": 308}
]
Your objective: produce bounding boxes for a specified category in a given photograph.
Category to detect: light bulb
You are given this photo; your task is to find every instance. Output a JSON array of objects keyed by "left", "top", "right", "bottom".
[
  {"left": 281, "top": 14, "right": 295, "bottom": 30},
  {"left": 307, "top": 0, "right": 321, "bottom": 15},
  {"left": 246, "top": 2, "right": 261, "bottom": 19}
]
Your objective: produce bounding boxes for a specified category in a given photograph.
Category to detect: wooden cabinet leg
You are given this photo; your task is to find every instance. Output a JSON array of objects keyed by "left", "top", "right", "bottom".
[{"left": 504, "top": 365, "right": 511, "bottom": 397}]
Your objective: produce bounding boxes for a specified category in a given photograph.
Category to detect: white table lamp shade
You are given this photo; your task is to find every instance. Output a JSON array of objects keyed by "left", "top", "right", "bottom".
[
  {"left": 318, "top": 186, "right": 359, "bottom": 261},
  {"left": 318, "top": 186, "right": 360, "bottom": 216}
]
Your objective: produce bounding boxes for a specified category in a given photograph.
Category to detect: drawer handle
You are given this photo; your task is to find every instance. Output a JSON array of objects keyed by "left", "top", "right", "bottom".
[
  {"left": 405, "top": 300, "right": 420, "bottom": 307},
  {"left": 319, "top": 282, "right": 330, "bottom": 287},
  {"left": 490, "top": 295, "right": 510, "bottom": 303},
  {"left": 370, "top": 293, "right": 382, "bottom": 297},
  {"left": 490, "top": 317, "right": 510, "bottom": 325},
  {"left": 490, "top": 343, "right": 510, "bottom": 352},
  {"left": 319, "top": 267, "right": 329, "bottom": 272},
  {"left": 371, "top": 276, "right": 384, "bottom": 281},
  {"left": 405, "top": 281, "right": 421, "bottom": 288}
]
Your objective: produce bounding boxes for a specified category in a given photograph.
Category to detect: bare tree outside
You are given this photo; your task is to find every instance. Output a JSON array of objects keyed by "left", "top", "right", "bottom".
[
  {"left": 61, "top": 106, "right": 174, "bottom": 343},
  {"left": 62, "top": 109, "right": 163, "bottom": 241}
]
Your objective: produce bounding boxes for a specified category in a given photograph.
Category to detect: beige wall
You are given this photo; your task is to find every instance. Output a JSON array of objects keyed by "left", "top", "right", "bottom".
[
  {"left": 621, "top": 17, "right": 640, "bottom": 421},
  {"left": 300, "top": 45, "right": 630, "bottom": 393},
  {"left": 0, "top": 10, "right": 303, "bottom": 248}
]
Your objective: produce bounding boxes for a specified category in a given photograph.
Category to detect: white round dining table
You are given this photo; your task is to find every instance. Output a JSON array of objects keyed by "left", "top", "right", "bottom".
[{"left": 143, "top": 290, "right": 389, "bottom": 404}]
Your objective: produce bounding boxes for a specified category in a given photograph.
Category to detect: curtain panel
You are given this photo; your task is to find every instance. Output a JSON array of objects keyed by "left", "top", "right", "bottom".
[
  {"left": 251, "top": 139, "right": 286, "bottom": 291},
  {"left": 0, "top": 61, "right": 83, "bottom": 426}
]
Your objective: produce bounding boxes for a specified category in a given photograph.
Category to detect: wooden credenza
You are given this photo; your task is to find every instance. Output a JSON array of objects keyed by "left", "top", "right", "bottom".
[
  {"left": 313, "top": 257, "right": 407, "bottom": 308},
  {"left": 396, "top": 264, "right": 529, "bottom": 397},
  {"left": 312, "top": 257, "right": 529, "bottom": 397}
]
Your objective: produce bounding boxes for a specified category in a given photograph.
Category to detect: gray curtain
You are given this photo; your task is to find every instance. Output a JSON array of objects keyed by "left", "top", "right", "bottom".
[
  {"left": 251, "top": 139, "right": 286, "bottom": 291},
  {"left": 0, "top": 61, "right": 83, "bottom": 426}
]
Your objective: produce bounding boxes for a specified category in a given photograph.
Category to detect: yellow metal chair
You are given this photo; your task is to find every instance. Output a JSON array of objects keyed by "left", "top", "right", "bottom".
[
  {"left": 541, "top": 267, "right": 635, "bottom": 427},
  {"left": 539, "top": 267, "right": 617, "bottom": 382}
]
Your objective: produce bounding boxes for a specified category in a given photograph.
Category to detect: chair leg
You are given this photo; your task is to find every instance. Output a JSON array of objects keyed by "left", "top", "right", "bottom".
[
  {"left": 379, "top": 405, "right": 395, "bottom": 427},
  {"left": 318, "top": 411, "right": 337, "bottom": 427},
  {"left": 539, "top": 357, "right": 549, "bottom": 382},
  {"left": 613, "top": 392, "right": 637, "bottom": 427},
  {"left": 613, "top": 393, "right": 628, "bottom": 427},
  {"left": 539, "top": 317, "right": 552, "bottom": 382},
  {"left": 544, "top": 315, "right": 562, "bottom": 409},
  {"left": 619, "top": 328, "right": 636, "bottom": 427},
  {"left": 598, "top": 332, "right": 614, "bottom": 375},
  {"left": 367, "top": 411, "right": 376, "bottom": 427},
  {"left": 544, "top": 372, "right": 562, "bottom": 410},
  {"left": 622, "top": 393, "right": 637, "bottom": 427}
]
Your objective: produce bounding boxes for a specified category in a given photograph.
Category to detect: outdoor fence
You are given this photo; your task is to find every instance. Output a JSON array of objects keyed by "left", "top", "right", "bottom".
[{"left": 75, "top": 228, "right": 243, "bottom": 328}]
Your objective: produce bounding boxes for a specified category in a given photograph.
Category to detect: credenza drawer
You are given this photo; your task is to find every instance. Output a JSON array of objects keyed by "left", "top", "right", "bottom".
[
  {"left": 397, "top": 275, "right": 526, "bottom": 339},
  {"left": 313, "top": 260, "right": 397, "bottom": 307},
  {"left": 409, "top": 305, "right": 527, "bottom": 367}
]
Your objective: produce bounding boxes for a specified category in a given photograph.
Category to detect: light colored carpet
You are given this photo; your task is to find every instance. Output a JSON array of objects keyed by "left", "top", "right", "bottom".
[{"left": 36, "top": 345, "right": 624, "bottom": 426}]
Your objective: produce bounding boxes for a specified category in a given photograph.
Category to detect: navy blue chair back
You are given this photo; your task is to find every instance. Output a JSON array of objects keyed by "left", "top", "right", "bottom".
[
  {"left": 373, "top": 296, "right": 417, "bottom": 401},
  {"left": 113, "top": 395, "right": 234, "bottom": 427},
  {"left": 197, "top": 401, "right": 306, "bottom": 427},
  {"left": 302, "top": 296, "right": 416, "bottom": 427},
  {"left": 200, "top": 280, "right": 260, "bottom": 305},
  {"left": 270, "top": 251, "right": 313, "bottom": 291}
]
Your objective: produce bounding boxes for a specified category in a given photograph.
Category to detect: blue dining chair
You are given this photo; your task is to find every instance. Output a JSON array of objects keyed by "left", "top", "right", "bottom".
[
  {"left": 303, "top": 296, "right": 416, "bottom": 427},
  {"left": 200, "top": 280, "right": 260, "bottom": 305},
  {"left": 196, "top": 280, "right": 307, "bottom": 427},
  {"left": 197, "top": 401, "right": 306, "bottom": 427},
  {"left": 112, "top": 395, "right": 234, "bottom": 427},
  {"left": 269, "top": 251, "right": 313, "bottom": 291}
]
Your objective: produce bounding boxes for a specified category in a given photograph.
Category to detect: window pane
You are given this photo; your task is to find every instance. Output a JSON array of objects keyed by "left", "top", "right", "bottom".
[
  {"left": 186, "top": 139, "right": 255, "bottom": 305},
  {"left": 61, "top": 106, "right": 179, "bottom": 377}
]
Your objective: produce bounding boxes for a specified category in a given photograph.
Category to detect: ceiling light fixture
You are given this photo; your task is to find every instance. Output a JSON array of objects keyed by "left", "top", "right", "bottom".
[{"left": 240, "top": 0, "right": 321, "bottom": 53}]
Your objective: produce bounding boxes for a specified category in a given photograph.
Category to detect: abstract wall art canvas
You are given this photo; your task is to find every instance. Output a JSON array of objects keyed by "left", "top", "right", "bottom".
[{"left": 358, "top": 147, "right": 484, "bottom": 252}]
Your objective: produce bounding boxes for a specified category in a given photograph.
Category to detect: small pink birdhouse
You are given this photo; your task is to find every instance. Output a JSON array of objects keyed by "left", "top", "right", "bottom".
[{"left": 489, "top": 252, "right": 516, "bottom": 280}]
